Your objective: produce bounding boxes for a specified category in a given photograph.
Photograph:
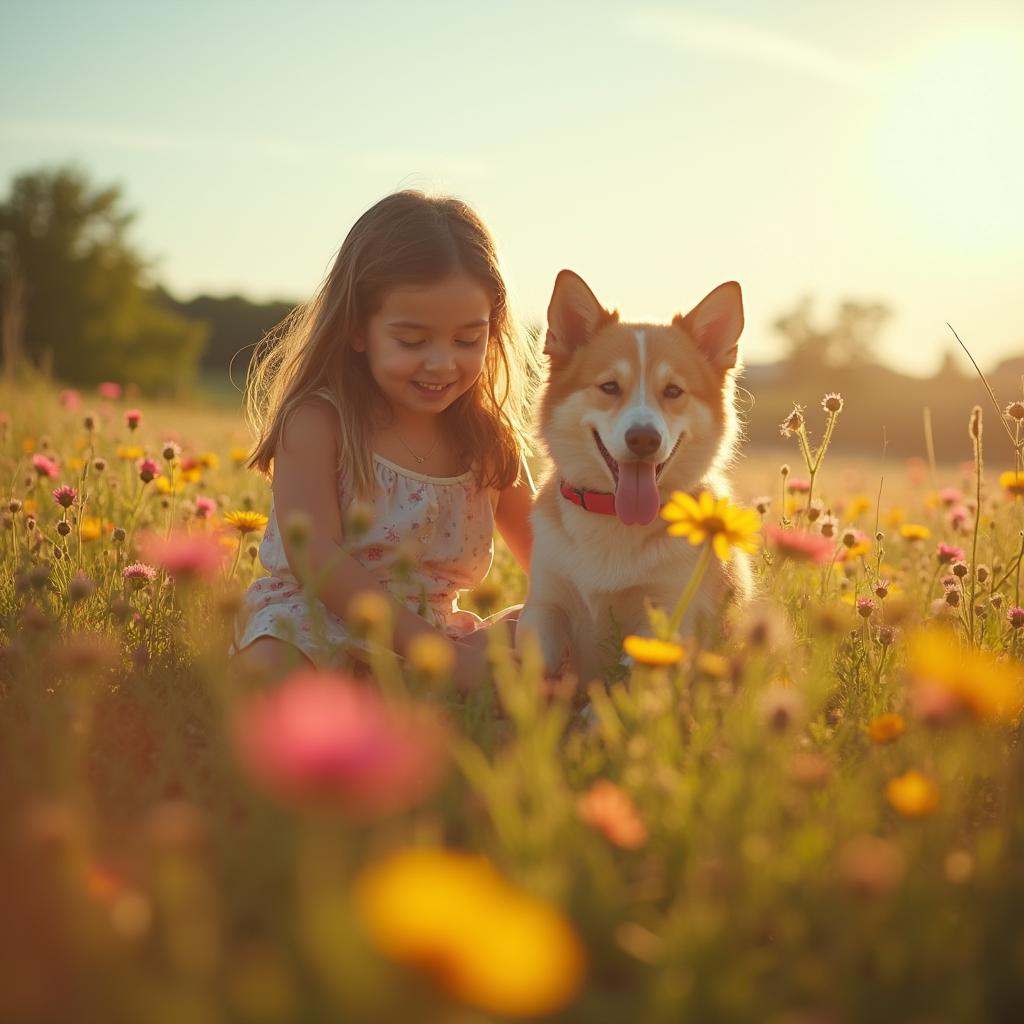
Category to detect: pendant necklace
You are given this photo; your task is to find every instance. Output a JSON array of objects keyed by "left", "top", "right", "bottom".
[{"left": 393, "top": 428, "right": 439, "bottom": 465}]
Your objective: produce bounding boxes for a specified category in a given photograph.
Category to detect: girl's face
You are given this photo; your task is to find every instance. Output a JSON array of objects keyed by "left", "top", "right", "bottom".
[{"left": 355, "top": 272, "right": 491, "bottom": 426}]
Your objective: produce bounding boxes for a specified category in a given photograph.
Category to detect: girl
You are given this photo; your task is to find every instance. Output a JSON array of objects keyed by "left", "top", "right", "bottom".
[{"left": 228, "top": 190, "right": 540, "bottom": 693}]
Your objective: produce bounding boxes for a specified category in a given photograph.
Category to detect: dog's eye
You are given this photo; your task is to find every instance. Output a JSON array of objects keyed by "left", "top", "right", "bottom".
[
  {"left": 663, "top": 384, "right": 685, "bottom": 399},
  {"left": 598, "top": 381, "right": 620, "bottom": 396}
]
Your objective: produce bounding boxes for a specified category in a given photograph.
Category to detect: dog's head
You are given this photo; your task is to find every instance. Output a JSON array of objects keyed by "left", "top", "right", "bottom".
[{"left": 538, "top": 270, "right": 744, "bottom": 526}]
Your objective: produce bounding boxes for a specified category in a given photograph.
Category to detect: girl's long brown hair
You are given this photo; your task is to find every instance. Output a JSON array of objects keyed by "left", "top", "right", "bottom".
[{"left": 244, "top": 191, "right": 541, "bottom": 499}]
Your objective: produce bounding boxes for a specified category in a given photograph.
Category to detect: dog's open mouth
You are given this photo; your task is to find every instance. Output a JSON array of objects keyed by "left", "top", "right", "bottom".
[
  {"left": 593, "top": 430, "right": 683, "bottom": 526},
  {"left": 592, "top": 430, "right": 682, "bottom": 486}
]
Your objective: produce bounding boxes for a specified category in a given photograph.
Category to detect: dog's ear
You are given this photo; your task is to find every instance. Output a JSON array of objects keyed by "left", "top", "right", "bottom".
[
  {"left": 673, "top": 281, "right": 744, "bottom": 374},
  {"left": 545, "top": 270, "right": 616, "bottom": 366}
]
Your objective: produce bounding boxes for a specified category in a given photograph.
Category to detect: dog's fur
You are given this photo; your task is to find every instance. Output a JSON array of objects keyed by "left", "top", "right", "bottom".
[{"left": 518, "top": 270, "right": 752, "bottom": 683}]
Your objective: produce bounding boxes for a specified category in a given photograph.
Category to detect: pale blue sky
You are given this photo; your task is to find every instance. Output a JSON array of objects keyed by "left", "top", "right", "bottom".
[{"left": 3, "top": 0, "right": 1023, "bottom": 374}]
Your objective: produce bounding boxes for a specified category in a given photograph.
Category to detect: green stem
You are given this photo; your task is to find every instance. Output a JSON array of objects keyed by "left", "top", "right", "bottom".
[{"left": 667, "top": 543, "right": 713, "bottom": 637}]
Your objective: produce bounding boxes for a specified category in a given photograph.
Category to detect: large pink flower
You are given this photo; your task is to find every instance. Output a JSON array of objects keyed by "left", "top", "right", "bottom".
[
  {"left": 31, "top": 453, "right": 60, "bottom": 478},
  {"left": 136, "top": 529, "right": 227, "bottom": 580},
  {"left": 232, "top": 671, "right": 448, "bottom": 818},
  {"left": 765, "top": 525, "right": 834, "bottom": 565}
]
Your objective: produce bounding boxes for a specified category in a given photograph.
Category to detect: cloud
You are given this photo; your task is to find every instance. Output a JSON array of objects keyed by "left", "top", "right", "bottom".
[{"left": 623, "top": 9, "right": 881, "bottom": 92}]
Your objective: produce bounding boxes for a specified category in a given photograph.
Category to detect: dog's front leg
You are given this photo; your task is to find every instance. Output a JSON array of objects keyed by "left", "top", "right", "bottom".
[{"left": 516, "top": 601, "right": 572, "bottom": 677}]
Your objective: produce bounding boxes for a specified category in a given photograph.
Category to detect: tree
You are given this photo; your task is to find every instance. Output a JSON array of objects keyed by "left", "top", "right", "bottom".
[
  {"left": 0, "top": 165, "right": 207, "bottom": 395},
  {"left": 774, "top": 296, "right": 891, "bottom": 376}
]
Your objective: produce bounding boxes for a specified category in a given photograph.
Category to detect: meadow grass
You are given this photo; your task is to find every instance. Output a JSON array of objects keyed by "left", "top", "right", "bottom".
[{"left": 1, "top": 374, "right": 1023, "bottom": 1024}]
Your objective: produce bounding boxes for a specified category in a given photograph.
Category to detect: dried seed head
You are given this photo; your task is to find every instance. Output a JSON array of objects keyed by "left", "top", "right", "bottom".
[
  {"left": 821, "top": 392, "right": 844, "bottom": 413},
  {"left": 779, "top": 407, "right": 805, "bottom": 437},
  {"left": 1005, "top": 401, "right": 1024, "bottom": 421}
]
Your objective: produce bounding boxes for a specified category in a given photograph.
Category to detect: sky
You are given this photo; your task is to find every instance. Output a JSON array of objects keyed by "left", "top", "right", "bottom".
[{"left": 2, "top": 0, "right": 1023, "bottom": 376}]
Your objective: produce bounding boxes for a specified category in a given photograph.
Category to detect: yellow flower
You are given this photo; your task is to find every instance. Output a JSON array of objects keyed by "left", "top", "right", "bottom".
[
  {"left": 406, "top": 633, "right": 456, "bottom": 682},
  {"left": 79, "top": 516, "right": 106, "bottom": 542},
  {"left": 223, "top": 510, "right": 269, "bottom": 535},
  {"left": 116, "top": 445, "right": 145, "bottom": 461},
  {"left": 155, "top": 471, "right": 189, "bottom": 495},
  {"left": 198, "top": 451, "right": 220, "bottom": 470},
  {"left": 65, "top": 456, "right": 84, "bottom": 472},
  {"left": 899, "top": 523, "right": 930, "bottom": 541},
  {"left": 23, "top": 497, "right": 38, "bottom": 516},
  {"left": 906, "top": 628, "right": 1024, "bottom": 723},
  {"left": 867, "top": 712, "right": 906, "bottom": 744},
  {"left": 886, "top": 770, "right": 939, "bottom": 817},
  {"left": 347, "top": 591, "right": 393, "bottom": 633},
  {"left": 846, "top": 494, "right": 872, "bottom": 517},
  {"left": 660, "top": 490, "right": 760, "bottom": 562},
  {"left": 623, "top": 635, "right": 685, "bottom": 666},
  {"left": 354, "top": 848, "right": 586, "bottom": 1018},
  {"left": 229, "top": 445, "right": 251, "bottom": 466},
  {"left": 999, "top": 470, "right": 1024, "bottom": 496},
  {"left": 21, "top": 437, "right": 36, "bottom": 453},
  {"left": 885, "top": 506, "right": 907, "bottom": 527},
  {"left": 695, "top": 651, "right": 730, "bottom": 679}
]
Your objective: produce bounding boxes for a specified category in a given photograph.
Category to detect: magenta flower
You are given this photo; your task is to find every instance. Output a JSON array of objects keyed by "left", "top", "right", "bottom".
[
  {"left": 1008, "top": 606, "right": 1024, "bottom": 630},
  {"left": 137, "top": 457, "right": 161, "bottom": 483},
  {"left": 194, "top": 496, "right": 218, "bottom": 519},
  {"left": 232, "top": 670, "right": 448, "bottom": 818},
  {"left": 765, "top": 525, "right": 834, "bottom": 565},
  {"left": 122, "top": 562, "right": 158, "bottom": 588},
  {"left": 125, "top": 408, "right": 143, "bottom": 430},
  {"left": 937, "top": 543, "right": 965, "bottom": 564},
  {"left": 938, "top": 487, "right": 963, "bottom": 507},
  {"left": 786, "top": 478, "right": 811, "bottom": 494},
  {"left": 97, "top": 381, "right": 122, "bottom": 401},
  {"left": 136, "top": 529, "right": 227, "bottom": 580},
  {"left": 31, "top": 454, "right": 60, "bottom": 478},
  {"left": 59, "top": 389, "right": 81, "bottom": 411},
  {"left": 51, "top": 485, "right": 78, "bottom": 509}
]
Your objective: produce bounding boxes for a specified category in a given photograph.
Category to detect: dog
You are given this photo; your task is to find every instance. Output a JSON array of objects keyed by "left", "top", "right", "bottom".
[{"left": 518, "top": 270, "right": 753, "bottom": 684}]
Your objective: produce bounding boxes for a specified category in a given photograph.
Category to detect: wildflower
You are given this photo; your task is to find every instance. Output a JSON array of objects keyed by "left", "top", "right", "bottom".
[
  {"left": 899, "top": 523, "right": 931, "bottom": 541},
  {"left": 765, "top": 525, "right": 833, "bottom": 565},
  {"left": 759, "top": 686, "right": 805, "bottom": 733},
  {"left": 194, "top": 495, "right": 218, "bottom": 519},
  {"left": 68, "top": 573, "right": 95, "bottom": 603},
  {"left": 786, "top": 478, "right": 811, "bottom": 494},
  {"left": 887, "top": 770, "right": 940, "bottom": 818},
  {"left": 867, "top": 712, "right": 906, "bottom": 744},
  {"left": 223, "top": 510, "right": 269, "bottom": 535},
  {"left": 838, "top": 529, "right": 871, "bottom": 560},
  {"left": 56, "top": 521, "right": 72, "bottom": 537},
  {"left": 122, "top": 562, "right": 158, "bottom": 589},
  {"left": 354, "top": 847, "right": 585, "bottom": 1018},
  {"left": 874, "top": 580, "right": 890, "bottom": 599},
  {"left": 951, "top": 561, "right": 968, "bottom": 579},
  {"left": 753, "top": 495, "right": 772, "bottom": 515},
  {"left": 976, "top": 564, "right": 989, "bottom": 583},
  {"left": 112, "top": 527, "right": 126, "bottom": 544},
  {"left": 778, "top": 406, "right": 805, "bottom": 437},
  {"left": 197, "top": 451, "right": 219, "bottom": 470},
  {"left": 137, "top": 457, "right": 160, "bottom": 484},
  {"left": 1007, "top": 606, "right": 1024, "bottom": 630},
  {"left": 116, "top": 445, "right": 144, "bottom": 461},
  {"left": 622, "top": 635, "right": 685, "bottom": 666},
  {"left": 406, "top": 633, "right": 456, "bottom": 683},
  {"left": 1005, "top": 401, "right": 1024, "bottom": 421},
  {"left": 875, "top": 624, "right": 898, "bottom": 647},
  {"left": 948, "top": 505, "right": 971, "bottom": 530},
  {"left": 59, "top": 389, "right": 81, "bottom": 411},
  {"left": 31, "top": 454, "right": 60, "bottom": 479},
  {"left": 937, "top": 543, "right": 965, "bottom": 564},
  {"left": 232, "top": 670, "right": 447, "bottom": 817},
  {"left": 837, "top": 835, "right": 906, "bottom": 894},
  {"left": 51, "top": 485, "right": 77, "bottom": 509},
  {"left": 125, "top": 409, "right": 142, "bottom": 430},
  {"left": 846, "top": 494, "right": 872, "bottom": 517},
  {"left": 79, "top": 516, "right": 104, "bottom": 542},
  {"left": 93, "top": 457, "right": 107, "bottom": 473},
  {"left": 999, "top": 470, "right": 1024, "bottom": 496},
  {"left": 97, "top": 381, "right": 122, "bottom": 400},
  {"left": 939, "top": 487, "right": 963, "bottom": 507},
  {"left": 162, "top": 441, "right": 182, "bottom": 461},
  {"left": 818, "top": 513, "right": 839, "bottom": 538},
  {"left": 695, "top": 651, "right": 730, "bottom": 679},
  {"left": 578, "top": 780, "right": 648, "bottom": 849},
  {"left": 905, "top": 628, "right": 1024, "bottom": 723},
  {"left": 856, "top": 597, "right": 876, "bottom": 619},
  {"left": 660, "top": 491, "right": 760, "bottom": 562},
  {"left": 229, "top": 445, "right": 250, "bottom": 466},
  {"left": 821, "top": 392, "right": 844, "bottom": 413},
  {"left": 136, "top": 530, "right": 227, "bottom": 581}
]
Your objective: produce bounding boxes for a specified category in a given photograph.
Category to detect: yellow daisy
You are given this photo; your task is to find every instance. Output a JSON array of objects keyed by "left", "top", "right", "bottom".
[
  {"left": 660, "top": 491, "right": 760, "bottom": 562},
  {"left": 229, "top": 445, "right": 251, "bottom": 466},
  {"left": 623, "top": 635, "right": 686, "bottom": 666},
  {"left": 223, "top": 510, "right": 269, "bottom": 535},
  {"left": 116, "top": 445, "right": 145, "bottom": 461},
  {"left": 886, "top": 770, "right": 939, "bottom": 817},
  {"left": 867, "top": 712, "right": 906, "bottom": 744},
  {"left": 999, "top": 470, "right": 1024, "bottom": 496},
  {"left": 899, "top": 523, "right": 931, "bottom": 541}
]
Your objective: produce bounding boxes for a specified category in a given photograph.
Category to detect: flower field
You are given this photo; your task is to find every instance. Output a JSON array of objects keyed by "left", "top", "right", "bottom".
[{"left": 2, "top": 376, "right": 1023, "bottom": 1024}]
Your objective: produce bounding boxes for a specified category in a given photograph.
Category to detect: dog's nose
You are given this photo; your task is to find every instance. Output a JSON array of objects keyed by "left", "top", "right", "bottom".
[{"left": 625, "top": 425, "right": 662, "bottom": 458}]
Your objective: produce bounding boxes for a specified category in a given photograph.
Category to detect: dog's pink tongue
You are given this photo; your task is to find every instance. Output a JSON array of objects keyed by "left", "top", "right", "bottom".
[{"left": 615, "top": 460, "right": 661, "bottom": 525}]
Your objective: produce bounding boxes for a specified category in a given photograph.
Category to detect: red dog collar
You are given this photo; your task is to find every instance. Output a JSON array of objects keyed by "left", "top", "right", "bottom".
[{"left": 560, "top": 479, "right": 617, "bottom": 516}]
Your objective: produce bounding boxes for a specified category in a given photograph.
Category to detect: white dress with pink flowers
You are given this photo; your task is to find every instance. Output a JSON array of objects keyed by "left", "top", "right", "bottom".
[{"left": 229, "top": 453, "right": 500, "bottom": 669}]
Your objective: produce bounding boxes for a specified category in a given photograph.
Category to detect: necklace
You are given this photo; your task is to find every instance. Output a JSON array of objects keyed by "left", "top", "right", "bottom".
[{"left": 392, "top": 428, "right": 440, "bottom": 465}]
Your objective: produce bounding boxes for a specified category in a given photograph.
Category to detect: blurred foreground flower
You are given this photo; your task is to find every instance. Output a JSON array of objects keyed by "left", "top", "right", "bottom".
[
  {"left": 578, "top": 780, "right": 648, "bottom": 849},
  {"left": 136, "top": 529, "right": 227, "bottom": 581},
  {"left": 232, "top": 670, "right": 447, "bottom": 818},
  {"left": 886, "top": 770, "right": 940, "bottom": 818},
  {"left": 999, "top": 470, "right": 1024, "bottom": 496},
  {"left": 31, "top": 453, "right": 60, "bottom": 478},
  {"left": 660, "top": 491, "right": 760, "bottom": 562},
  {"left": 223, "top": 510, "right": 269, "bottom": 535},
  {"left": 906, "top": 628, "right": 1024, "bottom": 723},
  {"left": 354, "top": 848, "right": 585, "bottom": 1017},
  {"left": 899, "top": 523, "right": 931, "bottom": 542},
  {"left": 765, "top": 525, "right": 833, "bottom": 565},
  {"left": 622, "top": 635, "right": 685, "bottom": 666},
  {"left": 867, "top": 712, "right": 906, "bottom": 744}
]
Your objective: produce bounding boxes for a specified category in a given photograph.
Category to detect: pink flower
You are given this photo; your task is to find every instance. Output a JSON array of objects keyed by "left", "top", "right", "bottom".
[
  {"left": 59, "top": 389, "right": 81, "bottom": 411},
  {"left": 97, "top": 381, "right": 122, "bottom": 401},
  {"left": 31, "top": 453, "right": 60, "bottom": 478},
  {"left": 194, "top": 496, "right": 218, "bottom": 519},
  {"left": 948, "top": 505, "right": 971, "bottom": 530},
  {"left": 125, "top": 408, "right": 143, "bottom": 430},
  {"left": 765, "top": 525, "right": 833, "bottom": 564},
  {"left": 137, "top": 457, "right": 161, "bottom": 483},
  {"left": 122, "top": 562, "right": 158, "bottom": 586},
  {"left": 786, "top": 478, "right": 811, "bottom": 494},
  {"left": 937, "top": 543, "right": 965, "bottom": 564},
  {"left": 231, "top": 670, "right": 448, "bottom": 818},
  {"left": 938, "top": 487, "right": 962, "bottom": 507},
  {"left": 136, "top": 530, "right": 227, "bottom": 580},
  {"left": 51, "top": 485, "right": 78, "bottom": 509}
]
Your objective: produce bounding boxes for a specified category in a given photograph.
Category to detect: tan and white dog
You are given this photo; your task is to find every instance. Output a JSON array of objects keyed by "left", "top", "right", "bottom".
[{"left": 518, "top": 270, "right": 753, "bottom": 684}]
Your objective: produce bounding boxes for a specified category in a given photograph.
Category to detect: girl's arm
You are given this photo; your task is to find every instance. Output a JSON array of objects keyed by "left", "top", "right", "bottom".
[
  {"left": 494, "top": 459, "right": 536, "bottom": 570},
  {"left": 272, "top": 399, "right": 439, "bottom": 658}
]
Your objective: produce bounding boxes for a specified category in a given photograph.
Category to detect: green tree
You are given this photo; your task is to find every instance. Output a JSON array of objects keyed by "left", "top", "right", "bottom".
[{"left": 0, "top": 165, "right": 207, "bottom": 395}]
